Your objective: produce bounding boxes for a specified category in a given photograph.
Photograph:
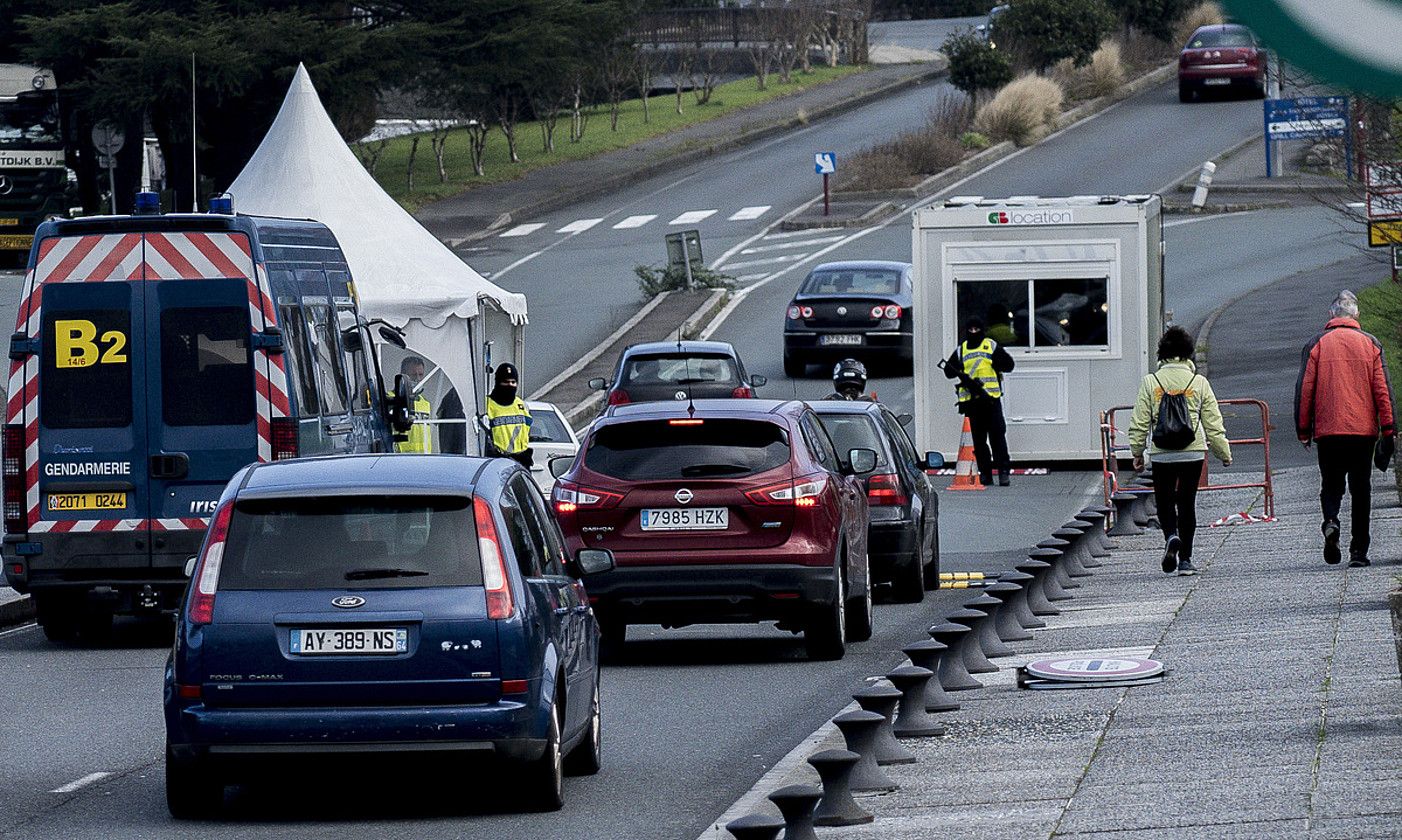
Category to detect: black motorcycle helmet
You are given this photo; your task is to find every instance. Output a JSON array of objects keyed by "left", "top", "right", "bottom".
[{"left": 832, "top": 358, "right": 868, "bottom": 395}]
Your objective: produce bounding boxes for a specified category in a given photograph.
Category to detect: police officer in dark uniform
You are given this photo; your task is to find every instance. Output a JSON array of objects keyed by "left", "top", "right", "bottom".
[{"left": 826, "top": 358, "right": 874, "bottom": 401}]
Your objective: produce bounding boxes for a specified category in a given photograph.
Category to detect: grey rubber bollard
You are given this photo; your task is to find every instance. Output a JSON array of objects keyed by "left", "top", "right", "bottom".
[
  {"left": 1052, "top": 527, "right": 1094, "bottom": 577},
  {"left": 997, "top": 570, "right": 1046, "bottom": 628},
  {"left": 807, "top": 749, "right": 874, "bottom": 827},
  {"left": 1082, "top": 504, "right": 1120, "bottom": 550},
  {"left": 1061, "top": 519, "right": 1102, "bottom": 567},
  {"left": 985, "top": 581, "right": 1035, "bottom": 641},
  {"left": 962, "top": 593, "right": 1017, "bottom": 657},
  {"left": 927, "top": 622, "right": 983, "bottom": 691},
  {"left": 1109, "top": 492, "right": 1144, "bottom": 535},
  {"left": 1029, "top": 547, "right": 1074, "bottom": 601},
  {"left": 887, "top": 665, "right": 946, "bottom": 737},
  {"left": 946, "top": 607, "right": 998, "bottom": 673},
  {"left": 1074, "top": 510, "right": 1112, "bottom": 559},
  {"left": 1128, "top": 489, "right": 1152, "bottom": 527},
  {"left": 767, "top": 784, "right": 822, "bottom": 840},
  {"left": 903, "top": 639, "right": 960, "bottom": 711},
  {"left": 1014, "top": 559, "right": 1062, "bottom": 616},
  {"left": 1035, "top": 539, "right": 1080, "bottom": 591},
  {"left": 725, "top": 813, "right": 786, "bottom": 840},
  {"left": 833, "top": 710, "right": 899, "bottom": 792},
  {"left": 852, "top": 683, "right": 916, "bottom": 765}
]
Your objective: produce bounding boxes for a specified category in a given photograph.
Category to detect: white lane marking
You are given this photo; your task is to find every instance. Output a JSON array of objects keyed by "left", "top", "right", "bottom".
[
  {"left": 669, "top": 210, "right": 717, "bottom": 225},
  {"left": 557, "top": 218, "right": 603, "bottom": 234},
  {"left": 493, "top": 248, "right": 548, "bottom": 279},
  {"left": 740, "top": 234, "right": 845, "bottom": 255},
  {"left": 51, "top": 772, "right": 113, "bottom": 794},
  {"left": 723, "top": 253, "right": 810, "bottom": 271},
  {"left": 0, "top": 621, "right": 38, "bottom": 638},
  {"left": 499, "top": 223, "right": 545, "bottom": 238},
  {"left": 728, "top": 205, "right": 771, "bottom": 221},
  {"left": 612, "top": 214, "right": 657, "bottom": 229},
  {"left": 758, "top": 227, "right": 837, "bottom": 241},
  {"left": 735, "top": 273, "right": 770, "bottom": 283},
  {"left": 1164, "top": 212, "right": 1260, "bottom": 228}
]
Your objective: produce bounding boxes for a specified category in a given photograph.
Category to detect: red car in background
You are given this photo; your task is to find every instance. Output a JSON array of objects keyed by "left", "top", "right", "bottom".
[
  {"left": 549, "top": 399, "right": 874, "bottom": 661},
  {"left": 1178, "top": 23, "right": 1268, "bottom": 102}
]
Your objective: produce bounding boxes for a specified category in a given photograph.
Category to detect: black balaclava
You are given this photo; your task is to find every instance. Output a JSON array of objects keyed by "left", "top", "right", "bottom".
[
  {"left": 964, "top": 317, "right": 986, "bottom": 347},
  {"left": 490, "top": 362, "right": 519, "bottom": 406}
]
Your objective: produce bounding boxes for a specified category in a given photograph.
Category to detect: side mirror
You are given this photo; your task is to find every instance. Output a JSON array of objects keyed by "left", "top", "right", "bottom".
[
  {"left": 847, "top": 447, "right": 877, "bottom": 475},
  {"left": 923, "top": 451, "right": 946, "bottom": 470},
  {"left": 339, "top": 326, "right": 363, "bottom": 353},
  {"left": 587, "top": 377, "right": 607, "bottom": 391},
  {"left": 750, "top": 375, "right": 767, "bottom": 388},
  {"left": 387, "top": 373, "right": 414, "bottom": 433},
  {"left": 184, "top": 556, "right": 197, "bottom": 577},
  {"left": 378, "top": 324, "right": 407, "bottom": 349},
  {"left": 574, "top": 548, "right": 615, "bottom": 577},
  {"left": 549, "top": 455, "right": 574, "bottom": 479},
  {"left": 897, "top": 413, "right": 913, "bottom": 427}
]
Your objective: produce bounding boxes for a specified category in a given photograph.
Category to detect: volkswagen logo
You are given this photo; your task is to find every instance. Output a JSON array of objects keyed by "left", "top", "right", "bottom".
[
  {"left": 674, "top": 488, "right": 694, "bottom": 504},
  {"left": 0, "top": 176, "right": 12, "bottom": 196},
  {"left": 836, "top": 305, "right": 847, "bottom": 316},
  {"left": 332, "top": 595, "right": 366, "bottom": 609},
  {"left": 675, "top": 390, "right": 687, "bottom": 400}
]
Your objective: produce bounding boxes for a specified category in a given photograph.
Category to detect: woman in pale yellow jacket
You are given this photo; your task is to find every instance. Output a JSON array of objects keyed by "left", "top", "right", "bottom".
[{"left": 1128, "top": 327, "right": 1232, "bottom": 576}]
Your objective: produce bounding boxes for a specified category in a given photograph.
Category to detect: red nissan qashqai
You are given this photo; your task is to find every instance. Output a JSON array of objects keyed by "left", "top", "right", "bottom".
[{"left": 549, "top": 399, "right": 873, "bottom": 661}]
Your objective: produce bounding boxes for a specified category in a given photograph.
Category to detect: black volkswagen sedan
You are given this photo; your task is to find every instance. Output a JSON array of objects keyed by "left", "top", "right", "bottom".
[{"left": 783, "top": 260, "right": 914, "bottom": 376}]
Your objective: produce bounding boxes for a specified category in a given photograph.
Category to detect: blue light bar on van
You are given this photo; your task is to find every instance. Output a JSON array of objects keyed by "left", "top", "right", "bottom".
[
  {"left": 134, "top": 191, "right": 161, "bottom": 215},
  {"left": 207, "top": 195, "right": 233, "bottom": 215}
]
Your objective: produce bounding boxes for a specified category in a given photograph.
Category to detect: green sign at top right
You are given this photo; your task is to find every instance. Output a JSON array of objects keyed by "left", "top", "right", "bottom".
[{"left": 1223, "top": 0, "right": 1402, "bottom": 96}]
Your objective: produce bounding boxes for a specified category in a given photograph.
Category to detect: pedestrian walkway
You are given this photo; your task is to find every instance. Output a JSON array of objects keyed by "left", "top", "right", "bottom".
[{"left": 706, "top": 467, "right": 1402, "bottom": 838}]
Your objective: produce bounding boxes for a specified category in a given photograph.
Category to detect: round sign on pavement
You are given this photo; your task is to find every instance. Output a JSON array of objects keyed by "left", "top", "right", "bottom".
[
  {"left": 1025, "top": 656, "right": 1164, "bottom": 683},
  {"left": 1224, "top": 0, "right": 1402, "bottom": 96},
  {"left": 91, "top": 121, "right": 126, "bottom": 156}
]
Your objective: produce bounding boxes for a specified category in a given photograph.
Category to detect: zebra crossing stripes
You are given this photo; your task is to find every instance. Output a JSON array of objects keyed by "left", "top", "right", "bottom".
[
  {"left": 499, "top": 205, "right": 773, "bottom": 240},
  {"left": 613, "top": 214, "right": 657, "bottom": 229},
  {"left": 500, "top": 223, "right": 545, "bottom": 238},
  {"left": 557, "top": 218, "right": 603, "bottom": 234},
  {"left": 728, "top": 206, "right": 771, "bottom": 221},
  {"left": 669, "top": 210, "right": 716, "bottom": 225}
]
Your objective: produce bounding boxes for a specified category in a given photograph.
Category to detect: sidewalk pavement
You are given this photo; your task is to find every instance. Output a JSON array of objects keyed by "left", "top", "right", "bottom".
[
  {"left": 1, "top": 584, "right": 33, "bottom": 628},
  {"left": 413, "top": 62, "right": 946, "bottom": 242},
  {"left": 703, "top": 466, "right": 1402, "bottom": 839}
]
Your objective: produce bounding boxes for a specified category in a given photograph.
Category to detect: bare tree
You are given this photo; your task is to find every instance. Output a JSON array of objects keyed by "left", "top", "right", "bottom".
[
  {"left": 692, "top": 48, "right": 722, "bottom": 106},
  {"left": 569, "top": 67, "right": 593, "bottom": 143},
  {"left": 429, "top": 119, "right": 452, "bottom": 183},
  {"left": 406, "top": 135, "right": 420, "bottom": 191},
  {"left": 775, "top": 3, "right": 821, "bottom": 85},
  {"left": 355, "top": 138, "right": 388, "bottom": 176},
  {"left": 670, "top": 45, "right": 695, "bottom": 115},
  {"left": 463, "top": 117, "right": 491, "bottom": 177},
  {"left": 600, "top": 41, "right": 635, "bottom": 131},
  {"left": 493, "top": 85, "right": 524, "bottom": 163},
  {"left": 635, "top": 47, "right": 659, "bottom": 123}
]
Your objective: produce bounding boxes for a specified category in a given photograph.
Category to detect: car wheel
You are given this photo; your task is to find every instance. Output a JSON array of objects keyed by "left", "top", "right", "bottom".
[
  {"left": 165, "top": 745, "right": 223, "bottom": 819},
  {"left": 891, "top": 526, "right": 926, "bottom": 604},
  {"left": 805, "top": 561, "right": 847, "bottom": 660},
  {"left": 923, "top": 527, "right": 942, "bottom": 591},
  {"left": 563, "top": 672, "right": 602, "bottom": 776},
  {"left": 35, "top": 594, "right": 79, "bottom": 643},
  {"left": 845, "top": 568, "right": 874, "bottom": 642},
  {"left": 783, "top": 352, "right": 806, "bottom": 378},
  {"left": 1178, "top": 81, "right": 1192, "bottom": 103},
  {"left": 598, "top": 616, "right": 626, "bottom": 663},
  {"left": 79, "top": 606, "right": 114, "bottom": 643},
  {"left": 520, "top": 698, "right": 565, "bottom": 812}
]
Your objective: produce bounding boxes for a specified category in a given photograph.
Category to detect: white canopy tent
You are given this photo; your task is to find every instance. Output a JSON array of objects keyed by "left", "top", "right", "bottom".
[{"left": 228, "top": 64, "right": 527, "bottom": 453}]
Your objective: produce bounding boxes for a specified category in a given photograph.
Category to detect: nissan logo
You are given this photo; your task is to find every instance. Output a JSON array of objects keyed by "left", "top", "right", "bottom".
[
  {"left": 0, "top": 176, "right": 12, "bottom": 196},
  {"left": 674, "top": 488, "right": 694, "bottom": 504},
  {"left": 332, "top": 595, "right": 366, "bottom": 609}
]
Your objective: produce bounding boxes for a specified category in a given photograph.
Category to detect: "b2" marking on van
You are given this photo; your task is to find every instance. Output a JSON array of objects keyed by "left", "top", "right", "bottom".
[{"left": 54, "top": 319, "right": 128, "bottom": 369}]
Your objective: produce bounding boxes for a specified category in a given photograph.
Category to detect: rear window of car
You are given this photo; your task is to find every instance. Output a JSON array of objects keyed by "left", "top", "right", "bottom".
[
  {"left": 622, "top": 353, "right": 739, "bottom": 387},
  {"left": 585, "top": 419, "right": 789, "bottom": 480},
  {"left": 529, "top": 409, "right": 572, "bottom": 444},
  {"left": 816, "top": 414, "right": 889, "bottom": 468},
  {"left": 219, "top": 496, "right": 481, "bottom": 590},
  {"left": 1189, "top": 28, "right": 1253, "bottom": 48},
  {"left": 800, "top": 269, "right": 901, "bottom": 296}
]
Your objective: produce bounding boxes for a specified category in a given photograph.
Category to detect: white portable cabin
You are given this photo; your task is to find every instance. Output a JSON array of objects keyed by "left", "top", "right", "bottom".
[{"left": 911, "top": 195, "right": 1164, "bottom": 461}]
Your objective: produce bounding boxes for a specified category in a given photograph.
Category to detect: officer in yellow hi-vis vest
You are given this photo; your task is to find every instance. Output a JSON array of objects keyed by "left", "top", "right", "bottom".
[
  {"left": 393, "top": 356, "right": 434, "bottom": 453},
  {"left": 484, "top": 363, "right": 533, "bottom": 468},
  {"left": 943, "top": 317, "right": 1015, "bottom": 486}
]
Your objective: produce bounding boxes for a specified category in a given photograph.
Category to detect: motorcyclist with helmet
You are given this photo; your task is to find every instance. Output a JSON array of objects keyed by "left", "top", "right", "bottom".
[{"left": 826, "top": 358, "right": 875, "bottom": 401}]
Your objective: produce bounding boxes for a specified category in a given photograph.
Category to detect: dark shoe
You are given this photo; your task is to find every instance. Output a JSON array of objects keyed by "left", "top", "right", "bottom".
[
  {"left": 1348, "top": 552, "right": 1370, "bottom": 568},
  {"left": 1322, "top": 520, "right": 1341, "bottom": 565},
  {"left": 980, "top": 474, "right": 993, "bottom": 486},
  {"left": 1176, "top": 558, "right": 1198, "bottom": 576},
  {"left": 998, "top": 472, "right": 1011, "bottom": 487},
  {"left": 1161, "top": 535, "right": 1180, "bottom": 574}
]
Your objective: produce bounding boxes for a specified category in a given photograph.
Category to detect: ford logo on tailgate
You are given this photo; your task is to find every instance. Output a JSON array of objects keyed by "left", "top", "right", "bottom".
[{"left": 332, "top": 595, "right": 366, "bottom": 609}]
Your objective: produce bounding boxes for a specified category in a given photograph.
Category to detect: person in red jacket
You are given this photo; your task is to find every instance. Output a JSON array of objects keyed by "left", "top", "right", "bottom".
[{"left": 1295, "top": 291, "right": 1396, "bottom": 567}]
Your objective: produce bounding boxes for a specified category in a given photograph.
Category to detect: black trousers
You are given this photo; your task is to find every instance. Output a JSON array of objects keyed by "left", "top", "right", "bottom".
[
  {"left": 1316, "top": 435, "right": 1375, "bottom": 555},
  {"left": 1153, "top": 460, "right": 1202, "bottom": 560},
  {"left": 963, "top": 398, "right": 1010, "bottom": 481}
]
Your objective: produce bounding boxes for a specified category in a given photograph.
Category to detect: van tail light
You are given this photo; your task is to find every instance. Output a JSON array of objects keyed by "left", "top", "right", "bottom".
[
  {"left": 866, "top": 473, "right": 909, "bottom": 506},
  {"left": 474, "top": 495, "right": 515, "bottom": 620},
  {"left": 746, "top": 475, "right": 828, "bottom": 506},
  {"left": 271, "top": 417, "right": 299, "bottom": 461},
  {"left": 3, "top": 425, "right": 26, "bottom": 535},
  {"left": 187, "top": 502, "right": 234, "bottom": 626},
  {"left": 607, "top": 390, "right": 631, "bottom": 406},
  {"left": 731, "top": 386, "right": 752, "bottom": 398},
  {"left": 553, "top": 480, "right": 623, "bottom": 514}
]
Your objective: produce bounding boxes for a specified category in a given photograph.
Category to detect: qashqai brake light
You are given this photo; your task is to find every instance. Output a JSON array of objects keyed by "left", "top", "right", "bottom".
[
  {"left": 732, "top": 386, "right": 753, "bottom": 398},
  {"left": 553, "top": 480, "right": 623, "bottom": 514},
  {"left": 607, "top": 390, "right": 631, "bottom": 406},
  {"left": 866, "top": 473, "right": 909, "bottom": 506},
  {"left": 187, "top": 502, "right": 234, "bottom": 625},
  {"left": 745, "top": 475, "right": 828, "bottom": 507},
  {"left": 474, "top": 495, "right": 514, "bottom": 620},
  {"left": 3, "top": 425, "right": 26, "bottom": 535}
]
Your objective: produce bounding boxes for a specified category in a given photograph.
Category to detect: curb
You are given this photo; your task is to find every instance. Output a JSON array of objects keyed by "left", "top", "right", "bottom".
[
  {"left": 0, "top": 592, "right": 35, "bottom": 630},
  {"left": 778, "top": 200, "right": 899, "bottom": 231},
  {"left": 453, "top": 63, "right": 950, "bottom": 243},
  {"left": 1162, "top": 200, "right": 1289, "bottom": 214}
]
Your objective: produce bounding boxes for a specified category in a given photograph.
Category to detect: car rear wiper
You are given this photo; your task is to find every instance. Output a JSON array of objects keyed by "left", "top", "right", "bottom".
[
  {"left": 680, "top": 463, "right": 750, "bottom": 476},
  {"left": 344, "top": 567, "right": 430, "bottom": 581}
]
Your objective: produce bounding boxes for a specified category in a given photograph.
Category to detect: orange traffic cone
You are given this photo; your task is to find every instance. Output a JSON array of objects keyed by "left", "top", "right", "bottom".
[{"left": 946, "top": 417, "right": 986, "bottom": 492}]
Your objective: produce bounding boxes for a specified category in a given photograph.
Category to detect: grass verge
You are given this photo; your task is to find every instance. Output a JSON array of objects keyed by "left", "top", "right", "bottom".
[
  {"left": 368, "top": 65, "right": 863, "bottom": 212},
  {"left": 1357, "top": 277, "right": 1402, "bottom": 495}
]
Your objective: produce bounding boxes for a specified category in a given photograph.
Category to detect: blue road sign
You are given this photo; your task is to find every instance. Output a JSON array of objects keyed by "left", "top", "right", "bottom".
[
  {"left": 1264, "top": 96, "right": 1350, "bottom": 178},
  {"left": 815, "top": 152, "right": 836, "bottom": 175}
]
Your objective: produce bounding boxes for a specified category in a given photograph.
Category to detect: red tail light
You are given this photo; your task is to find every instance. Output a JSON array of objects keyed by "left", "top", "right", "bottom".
[
  {"left": 3, "top": 424, "right": 26, "bottom": 535},
  {"left": 800, "top": 306, "right": 813, "bottom": 319},
  {"left": 177, "top": 684, "right": 202, "bottom": 699},
  {"left": 552, "top": 480, "right": 623, "bottom": 514},
  {"left": 745, "top": 475, "right": 827, "bottom": 506},
  {"left": 188, "top": 501, "right": 234, "bottom": 626},
  {"left": 731, "top": 386, "right": 752, "bottom": 398},
  {"left": 501, "top": 679, "right": 528, "bottom": 695},
  {"left": 607, "top": 390, "right": 630, "bottom": 406},
  {"left": 869, "top": 305, "right": 884, "bottom": 318},
  {"left": 866, "top": 473, "right": 909, "bottom": 506},
  {"left": 474, "top": 495, "right": 514, "bottom": 620},
  {"left": 883, "top": 304, "right": 902, "bottom": 319},
  {"left": 787, "top": 305, "right": 802, "bottom": 320},
  {"left": 271, "top": 417, "right": 298, "bottom": 461}
]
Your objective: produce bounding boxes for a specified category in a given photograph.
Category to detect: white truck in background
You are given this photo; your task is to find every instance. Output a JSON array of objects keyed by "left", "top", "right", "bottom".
[{"left": 911, "top": 195, "right": 1166, "bottom": 461}]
